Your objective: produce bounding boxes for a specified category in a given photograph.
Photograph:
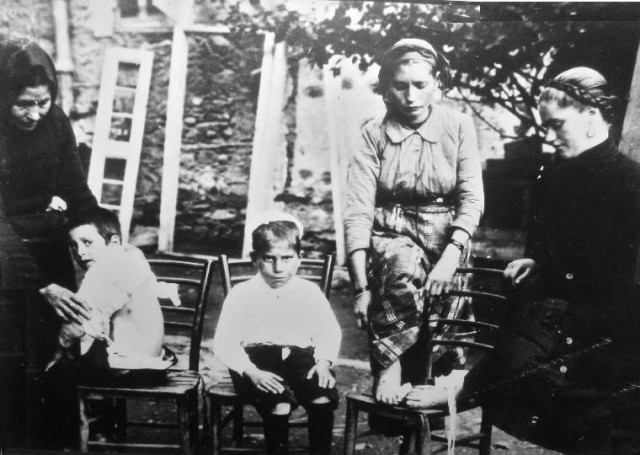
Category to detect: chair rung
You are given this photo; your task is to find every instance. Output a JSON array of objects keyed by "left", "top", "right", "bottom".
[
  {"left": 126, "top": 420, "right": 178, "bottom": 429},
  {"left": 220, "top": 447, "right": 310, "bottom": 453},
  {"left": 88, "top": 440, "right": 181, "bottom": 450}
]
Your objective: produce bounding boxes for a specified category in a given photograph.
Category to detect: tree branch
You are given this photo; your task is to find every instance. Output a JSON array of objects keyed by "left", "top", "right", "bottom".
[{"left": 451, "top": 92, "right": 520, "bottom": 140}]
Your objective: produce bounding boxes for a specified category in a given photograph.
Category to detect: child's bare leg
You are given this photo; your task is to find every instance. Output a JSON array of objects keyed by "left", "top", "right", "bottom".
[{"left": 374, "top": 358, "right": 403, "bottom": 404}]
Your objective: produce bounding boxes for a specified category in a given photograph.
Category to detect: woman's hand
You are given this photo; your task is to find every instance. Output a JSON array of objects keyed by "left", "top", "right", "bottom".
[
  {"left": 426, "top": 246, "right": 459, "bottom": 296},
  {"left": 46, "top": 196, "right": 67, "bottom": 212},
  {"left": 307, "top": 360, "right": 336, "bottom": 389},
  {"left": 354, "top": 290, "right": 372, "bottom": 329},
  {"left": 39, "top": 283, "right": 91, "bottom": 323},
  {"left": 504, "top": 258, "right": 538, "bottom": 286},
  {"left": 244, "top": 366, "right": 285, "bottom": 394}
]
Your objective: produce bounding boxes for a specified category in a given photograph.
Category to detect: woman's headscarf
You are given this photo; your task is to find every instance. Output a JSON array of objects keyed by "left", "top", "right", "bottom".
[
  {"left": 0, "top": 37, "right": 58, "bottom": 119},
  {"left": 378, "top": 38, "right": 452, "bottom": 93}
]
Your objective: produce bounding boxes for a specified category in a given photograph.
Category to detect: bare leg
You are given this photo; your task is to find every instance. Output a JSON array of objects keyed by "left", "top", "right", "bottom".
[
  {"left": 404, "top": 384, "right": 459, "bottom": 409},
  {"left": 374, "top": 359, "right": 405, "bottom": 404}
]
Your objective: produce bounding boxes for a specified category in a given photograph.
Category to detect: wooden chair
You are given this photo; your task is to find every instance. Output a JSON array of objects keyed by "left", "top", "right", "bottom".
[
  {"left": 206, "top": 254, "right": 335, "bottom": 454},
  {"left": 77, "top": 254, "right": 215, "bottom": 454},
  {"left": 344, "top": 267, "right": 508, "bottom": 455}
]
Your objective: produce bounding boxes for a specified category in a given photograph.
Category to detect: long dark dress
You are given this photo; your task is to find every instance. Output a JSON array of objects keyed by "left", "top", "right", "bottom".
[
  {"left": 463, "top": 138, "right": 640, "bottom": 454},
  {"left": 0, "top": 38, "right": 97, "bottom": 448}
]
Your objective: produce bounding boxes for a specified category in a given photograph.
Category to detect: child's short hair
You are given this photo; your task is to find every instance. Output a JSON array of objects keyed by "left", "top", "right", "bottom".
[
  {"left": 252, "top": 220, "right": 301, "bottom": 256},
  {"left": 67, "top": 206, "right": 122, "bottom": 242}
]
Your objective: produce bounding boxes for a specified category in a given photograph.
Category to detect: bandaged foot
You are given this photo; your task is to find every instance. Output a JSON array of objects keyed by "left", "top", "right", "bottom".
[
  {"left": 405, "top": 384, "right": 450, "bottom": 408},
  {"left": 404, "top": 370, "right": 468, "bottom": 409}
]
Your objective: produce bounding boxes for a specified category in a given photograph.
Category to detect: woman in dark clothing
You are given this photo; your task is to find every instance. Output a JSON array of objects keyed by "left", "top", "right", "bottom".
[
  {"left": 406, "top": 67, "right": 640, "bottom": 454},
  {"left": 0, "top": 37, "right": 96, "bottom": 448},
  {"left": 0, "top": 37, "right": 96, "bottom": 318}
]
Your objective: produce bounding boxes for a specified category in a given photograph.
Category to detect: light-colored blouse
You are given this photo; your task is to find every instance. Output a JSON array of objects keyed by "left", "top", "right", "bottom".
[{"left": 344, "top": 104, "right": 484, "bottom": 254}]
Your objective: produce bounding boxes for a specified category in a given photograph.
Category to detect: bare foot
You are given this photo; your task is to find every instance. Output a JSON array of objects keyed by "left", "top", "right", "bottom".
[
  {"left": 404, "top": 385, "right": 451, "bottom": 409},
  {"left": 374, "top": 359, "right": 404, "bottom": 404}
]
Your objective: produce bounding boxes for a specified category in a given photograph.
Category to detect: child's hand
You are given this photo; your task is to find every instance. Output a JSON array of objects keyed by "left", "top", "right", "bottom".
[
  {"left": 307, "top": 360, "right": 335, "bottom": 389},
  {"left": 46, "top": 196, "right": 68, "bottom": 212},
  {"left": 244, "top": 366, "right": 285, "bottom": 394}
]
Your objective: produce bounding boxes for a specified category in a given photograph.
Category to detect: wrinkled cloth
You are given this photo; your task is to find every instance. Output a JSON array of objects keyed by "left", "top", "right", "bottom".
[
  {"left": 344, "top": 106, "right": 482, "bottom": 370},
  {"left": 344, "top": 105, "right": 483, "bottom": 254},
  {"left": 57, "top": 245, "right": 167, "bottom": 368},
  {"left": 213, "top": 275, "right": 342, "bottom": 375},
  {"left": 367, "top": 205, "right": 470, "bottom": 370}
]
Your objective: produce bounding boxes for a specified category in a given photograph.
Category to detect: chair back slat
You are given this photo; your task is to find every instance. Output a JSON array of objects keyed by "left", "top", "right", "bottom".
[
  {"left": 149, "top": 254, "right": 215, "bottom": 371},
  {"left": 425, "top": 267, "right": 508, "bottom": 381},
  {"left": 218, "top": 254, "right": 335, "bottom": 299}
]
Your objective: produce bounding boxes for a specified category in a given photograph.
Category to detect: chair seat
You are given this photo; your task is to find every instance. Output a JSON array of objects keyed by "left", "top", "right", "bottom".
[
  {"left": 207, "top": 381, "right": 253, "bottom": 405},
  {"left": 78, "top": 370, "right": 201, "bottom": 398}
]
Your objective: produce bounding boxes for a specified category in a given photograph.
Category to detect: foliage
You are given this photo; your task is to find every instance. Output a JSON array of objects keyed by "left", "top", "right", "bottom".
[{"left": 225, "top": 1, "right": 639, "bottom": 139}]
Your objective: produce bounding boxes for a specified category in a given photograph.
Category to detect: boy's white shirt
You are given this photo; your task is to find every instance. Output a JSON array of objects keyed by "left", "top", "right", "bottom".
[
  {"left": 213, "top": 274, "right": 342, "bottom": 374},
  {"left": 69, "top": 245, "right": 178, "bottom": 369}
]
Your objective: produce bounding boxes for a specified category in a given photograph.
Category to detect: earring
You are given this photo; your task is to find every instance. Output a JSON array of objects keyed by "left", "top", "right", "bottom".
[{"left": 587, "top": 128, "right": 596, "bottom": 138}]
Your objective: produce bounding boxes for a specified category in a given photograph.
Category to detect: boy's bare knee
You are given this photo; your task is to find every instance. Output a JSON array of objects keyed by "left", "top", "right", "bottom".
[
  {"left": 271, "top": 402, "right": 291, "bottom": 415},
  {"left": 310, "top": 396, "right": 330, "bottom": 405}
]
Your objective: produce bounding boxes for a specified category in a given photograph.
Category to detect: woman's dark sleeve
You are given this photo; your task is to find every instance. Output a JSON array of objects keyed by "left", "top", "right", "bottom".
[{"left": 56, "top": 112, "right": 97, "bottom": 213}]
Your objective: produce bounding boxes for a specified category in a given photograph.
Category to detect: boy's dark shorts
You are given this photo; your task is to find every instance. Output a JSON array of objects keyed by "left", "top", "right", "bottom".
[
  {"left": 74, "top": 339, "right": 174, "bottom": 387},
  {"left": 230, "top": 345, "right": 339, "bottom": 414}
]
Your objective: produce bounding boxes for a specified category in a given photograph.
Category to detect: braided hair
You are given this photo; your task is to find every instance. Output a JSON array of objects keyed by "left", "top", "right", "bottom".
[{"left": 539, "top": 67, "right": 618, "bottom": 124}]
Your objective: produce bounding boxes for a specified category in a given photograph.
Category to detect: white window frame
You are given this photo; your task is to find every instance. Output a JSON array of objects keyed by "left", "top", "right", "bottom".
[{"left": 88, "top": 47, "right": 154, "bottom": 244}]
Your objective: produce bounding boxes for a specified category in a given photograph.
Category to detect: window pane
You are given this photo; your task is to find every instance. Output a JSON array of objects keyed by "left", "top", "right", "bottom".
[
  {"left": 118, "top": 0, "right": 139, "bottom": 18},
  {"left": 113, "top": 89, "right": 136, "bottom": 114},
  {"left": 104, "top": 158, "right": 127, "bottom": 180},
  {"left": 116, "top": 62, "right": 140, "bottom": 88},
  {"left": 101, "top": 183, "right": 123, "bottom": 206},
  {"left": 109, "top": 116, "right": 132, "bottom": 142}
]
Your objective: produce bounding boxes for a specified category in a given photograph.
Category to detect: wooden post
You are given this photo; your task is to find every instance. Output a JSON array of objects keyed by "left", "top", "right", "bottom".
[
  {"left": 158, "top": 24, "right": 189, "bottom": 252},
  {"left": 323, "top": 60, "right": 346, "bottom": 265},
  {"left": 241, "top": 33, "right": 288, "bottom": 257},
  {"left": 620, "top": 42, "right": 640, "bottom": 162},
  {"left": 52, "top": 0, "right": 74, "bottom": 115}
]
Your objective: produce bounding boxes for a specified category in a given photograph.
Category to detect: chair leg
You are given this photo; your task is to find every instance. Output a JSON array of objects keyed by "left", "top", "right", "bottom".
[
  {"left": 78, "top": 396, "right": 89, "bottom": 452},
  {"left": 344, "top": 399, "right": 359, "bottom": 455},
  {"left": 188, "top": 390, "right": 199, "bottom": 447},
  {"left": 417, "top": 415, "right": 432, "bottom": 455},
  {"left": 210, "top": 396, "right": 223, "bottom": 455},
  {"left": 177, "top": 396, "right": 192, "bottom": 454},
  {"left": 399, "top": 429, "right": 417, "bottom": 454},
  {"left": 114, "top": 398, "right": 127, "bottom": 442},
  {"left": 479, "top": 410, "right": 493, "bottom": 455},
  {"left": 232, "top": 403, "right": 244, "bottom": 447}
]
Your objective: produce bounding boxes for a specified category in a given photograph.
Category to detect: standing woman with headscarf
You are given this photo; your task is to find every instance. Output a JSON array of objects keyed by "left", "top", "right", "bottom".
[
  {"left": 344, "top": 38, "right": 484, "bottom": 404},
  {"left": 0, "top": 37, "right": 97, "bottom": 367}
]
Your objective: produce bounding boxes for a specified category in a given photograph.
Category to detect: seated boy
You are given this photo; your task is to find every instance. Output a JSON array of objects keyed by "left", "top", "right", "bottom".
[
  {"left": 43, "top": 206, "right": 176, "bottom": 448},
  {"left": 213, "top": 218, "right": 342, "bottom": 455}
]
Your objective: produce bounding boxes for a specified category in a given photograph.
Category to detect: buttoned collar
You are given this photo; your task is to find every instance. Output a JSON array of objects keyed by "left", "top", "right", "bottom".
[{"left": 384, "top": 104, "right": 443, "bottom": 144}]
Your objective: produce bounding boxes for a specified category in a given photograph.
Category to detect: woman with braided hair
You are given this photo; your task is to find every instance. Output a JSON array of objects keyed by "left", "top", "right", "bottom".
[{"left": 405, "top": 67, "right": 640, "bottom": 453}]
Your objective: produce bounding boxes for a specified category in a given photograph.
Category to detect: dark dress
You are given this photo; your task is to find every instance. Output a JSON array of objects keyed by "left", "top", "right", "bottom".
[
  {"left": 0, "top": 38, "right": 97, "bottom": 448},
  {"left": 463, "top": 138, "right": 640, "bottom": 454}
]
